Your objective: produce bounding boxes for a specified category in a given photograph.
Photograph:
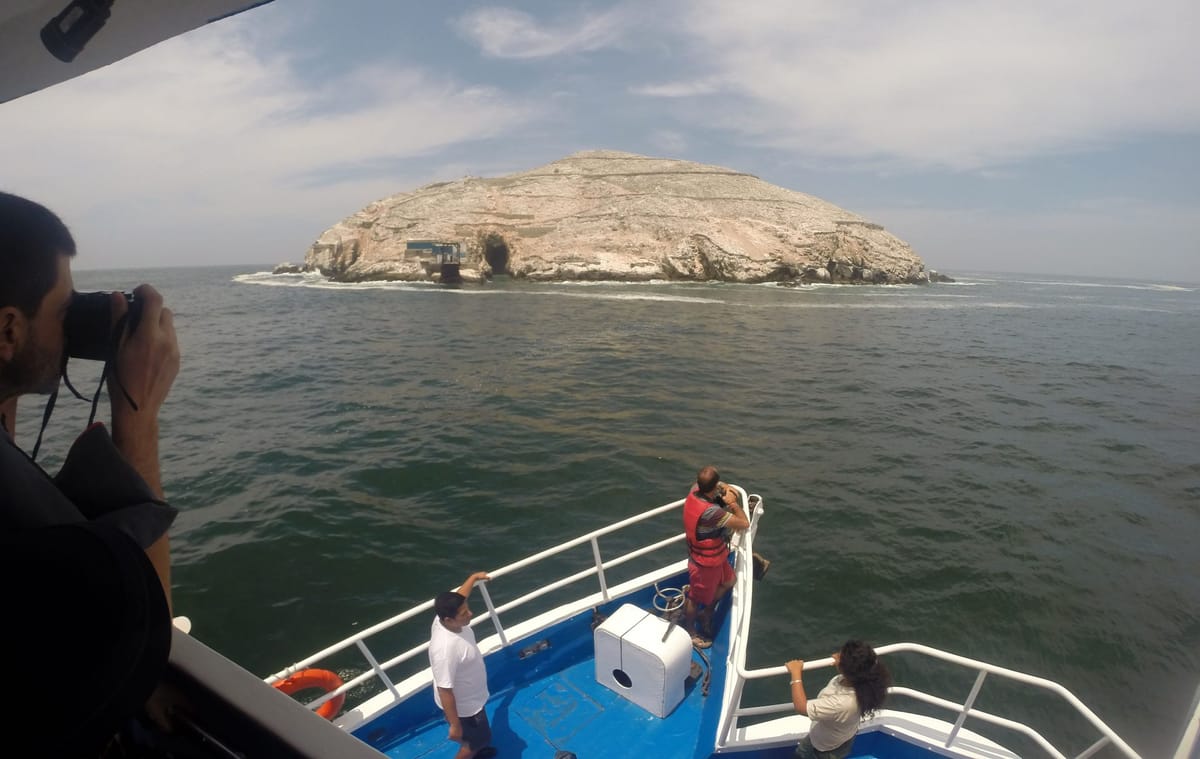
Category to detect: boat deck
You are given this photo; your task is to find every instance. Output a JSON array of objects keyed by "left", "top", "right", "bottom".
[
  {"left": 296, "top": 493, "right": 1139, "bottom": 759},
  {"left": 369, "top": 653, "right": 915, "bottom": 758},
  {"left": 381, "top": 652, "right": 709, "bottom": 757}
]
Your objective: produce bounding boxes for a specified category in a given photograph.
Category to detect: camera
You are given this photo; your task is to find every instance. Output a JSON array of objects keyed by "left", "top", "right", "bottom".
[
  {"left": 41, "top": 0, "right": 113, "bottom": 63},
  {"left": 64, "top": 291, "right": 138, "bottom": 361}
]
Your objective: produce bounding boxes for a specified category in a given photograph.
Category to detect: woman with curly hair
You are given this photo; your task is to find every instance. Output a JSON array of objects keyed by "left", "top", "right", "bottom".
[{"left": 784, "top": 639, "right": 891, "bottom": 759}]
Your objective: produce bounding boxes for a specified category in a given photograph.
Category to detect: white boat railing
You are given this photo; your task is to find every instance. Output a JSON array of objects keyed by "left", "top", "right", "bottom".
[
  {"left": 1173, "top": 682, "right": 1200, "bottom": 759},
  {"left": 263, "top": 493, "right": 707, "bottom": 714},
  {"left": 717, "top": 505, "right": 1141, "bottom": 759}
]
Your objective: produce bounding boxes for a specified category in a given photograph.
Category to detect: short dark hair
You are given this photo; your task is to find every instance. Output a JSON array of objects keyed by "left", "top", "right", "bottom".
[
  {"left": 696, "top": 465, "right": 720, "bottom": 493},
  {"left": 0, "top": 192, "right": 76, "bottom": 317},
  {"left": 434, "top": 591, "right": 465, "bottom": 621}
]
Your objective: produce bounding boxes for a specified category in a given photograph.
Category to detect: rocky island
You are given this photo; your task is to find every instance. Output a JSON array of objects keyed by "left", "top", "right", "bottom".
[{"left": 276, "top": 151, "right": 950, "bottom": 285}]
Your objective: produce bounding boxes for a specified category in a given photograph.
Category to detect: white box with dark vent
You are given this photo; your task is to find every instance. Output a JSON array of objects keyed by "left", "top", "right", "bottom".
[{"left": 593, "top": 603, "right": 693, "bottom": 717}]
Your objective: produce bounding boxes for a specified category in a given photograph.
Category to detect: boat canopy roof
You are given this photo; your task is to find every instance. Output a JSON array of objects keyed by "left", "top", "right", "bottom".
[{"left": 0, "top": 0, "right": 273, "bottom": 104}]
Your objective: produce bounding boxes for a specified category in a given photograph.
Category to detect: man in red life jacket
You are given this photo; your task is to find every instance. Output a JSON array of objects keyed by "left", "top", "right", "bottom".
[{"left": 682, "top": 465, "right": 749, "bottom": 648}]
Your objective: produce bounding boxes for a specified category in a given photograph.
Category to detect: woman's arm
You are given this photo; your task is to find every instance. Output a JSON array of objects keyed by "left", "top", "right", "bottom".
[{"left": 786, "top": 659, "right": 808, "bottom": 714}]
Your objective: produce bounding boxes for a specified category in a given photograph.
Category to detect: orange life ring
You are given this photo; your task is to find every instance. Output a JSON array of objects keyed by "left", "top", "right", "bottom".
[{"left": 272, "top": 668, "right": 345, "bottom": 720}]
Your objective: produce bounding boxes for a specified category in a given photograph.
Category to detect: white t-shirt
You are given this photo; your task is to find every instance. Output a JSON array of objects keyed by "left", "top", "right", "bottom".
[
  {"left": 806, "top": 675, "right": 861, "bottom": 751},
  {"left": 429, "top": 617, "right": 489, "bottom": 716}
]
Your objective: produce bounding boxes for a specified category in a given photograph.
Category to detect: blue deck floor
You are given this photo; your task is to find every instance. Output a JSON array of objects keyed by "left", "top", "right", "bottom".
[
  {"left": 360, "top": 585, "right": 926, "bottom": 759},
  {"left": 375, "top": 660, "right": 914, "bottom": 758},
  {"left": 385, "top": 654, "right": 710, "bottom": 758},
  {"left": 376, "top": 662, "right": 936, "bottom": 754}
]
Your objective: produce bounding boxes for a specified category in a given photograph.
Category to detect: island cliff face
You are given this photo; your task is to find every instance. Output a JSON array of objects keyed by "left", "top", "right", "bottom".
[{"left": 283, "top": 151, "right": 942, "bottom": 285}]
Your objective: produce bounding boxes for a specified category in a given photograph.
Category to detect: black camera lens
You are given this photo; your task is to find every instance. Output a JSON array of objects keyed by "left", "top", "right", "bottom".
[{"left": 64, "top": 291, "right": 134, "bottom": 361}]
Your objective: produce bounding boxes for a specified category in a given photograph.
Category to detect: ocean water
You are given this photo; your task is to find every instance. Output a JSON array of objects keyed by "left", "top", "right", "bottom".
[{"left": 31, "top": 266, "right": 1199, "bottom": 757}]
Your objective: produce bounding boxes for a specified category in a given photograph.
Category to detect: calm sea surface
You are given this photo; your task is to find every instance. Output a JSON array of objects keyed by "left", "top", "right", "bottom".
[{"left": 34, "top": 266, "right": 1199, "bottom": 757}]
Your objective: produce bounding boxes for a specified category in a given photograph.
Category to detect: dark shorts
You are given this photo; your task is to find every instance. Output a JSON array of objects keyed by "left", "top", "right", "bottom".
[
  {"left": 461, "top": 708, "right": 492, "bottom": 751},
  {"left": 794, "top": 734, "right": 854, "bottom": 759}
]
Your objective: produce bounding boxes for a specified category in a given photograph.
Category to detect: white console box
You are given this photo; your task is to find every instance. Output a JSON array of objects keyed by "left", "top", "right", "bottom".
[{"left": 593, "top": 603, "right": 693, "bottom": 717}]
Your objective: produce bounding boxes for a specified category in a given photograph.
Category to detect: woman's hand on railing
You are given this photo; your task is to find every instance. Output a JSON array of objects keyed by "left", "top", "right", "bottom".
[
  {"left": 786, "top": 659, "right": 805, "bottom": 678},
  {"left": 738, "top": 655, "right": 836, "bottom": 679}
]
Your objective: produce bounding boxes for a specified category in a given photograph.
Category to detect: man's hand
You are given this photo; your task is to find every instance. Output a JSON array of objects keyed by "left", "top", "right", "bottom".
[
  {"left": 786, "top": 659, "right": 805, "bottom": 678},
  {"left": 718, "top": 482, "right": 741, "bottom": 508},
  {"left": 109, "top": 285, "right": 179, "bottom": 432},
  {"left": 457, "top": 571, "right": 491, "bottom": 598},
  {"left": 448, "top": 721, "right": 463, "bottom": 742}
]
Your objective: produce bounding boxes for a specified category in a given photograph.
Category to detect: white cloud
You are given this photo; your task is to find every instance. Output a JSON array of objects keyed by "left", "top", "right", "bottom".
[
  {"left": 454, "top": 6, "right": 627, "bottom": 59},
  {"left": 0, "top": 17, "right": 540, "bottom": 266},
  {"left": 630, "top": 78, "right": 721, "bottom": 98},
  {"left": 668, "top": 0, "right": 1200, "bottom": 170}
]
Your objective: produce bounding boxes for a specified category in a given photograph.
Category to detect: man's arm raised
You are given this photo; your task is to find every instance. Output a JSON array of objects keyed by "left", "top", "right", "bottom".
[
  {"left": 108, "top": 285, "right": 180, "bottom": 610},
  {"left": 719, "top": 485, "right": 750, "bottom": 531},
  {"left": 456, "top": 571, "right": 490, "bottom": 598}
]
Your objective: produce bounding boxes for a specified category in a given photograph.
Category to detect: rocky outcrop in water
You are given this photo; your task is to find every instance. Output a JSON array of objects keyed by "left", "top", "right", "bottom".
[{"left": 279, "top": 151, "right": 943, "bottom": 285}]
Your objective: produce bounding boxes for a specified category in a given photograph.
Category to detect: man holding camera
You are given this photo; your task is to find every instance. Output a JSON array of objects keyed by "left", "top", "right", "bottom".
[
  {"left": 682, "top": 465, "right": 750, "bottom": 648},
  {"left": 0, "top": 191, "right": 180, "bottom": 753}
]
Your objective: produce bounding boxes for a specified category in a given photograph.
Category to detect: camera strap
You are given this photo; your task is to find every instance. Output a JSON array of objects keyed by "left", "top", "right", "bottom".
[
  {"left": 29, "top": 349, "right": 77, "bottom": 460},
  {"left": 102, "top": 311, "right": 139, "bottom": 418},
  {"left": 29, "top": 384, "right": 58, "bottom": 462},
  {"left": 31, "top": 313, "right": 139, "bottom": 462}
]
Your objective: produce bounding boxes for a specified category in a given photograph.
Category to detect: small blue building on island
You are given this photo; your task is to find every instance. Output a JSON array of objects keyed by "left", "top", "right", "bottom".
[{"left": 406, "top": 240, "right": 464, "bottom": 284}]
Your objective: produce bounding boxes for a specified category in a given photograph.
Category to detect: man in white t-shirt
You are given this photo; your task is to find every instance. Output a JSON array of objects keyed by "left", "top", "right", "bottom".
[{"left": 430, "top": 571, "right": 496, "bottom": 759}]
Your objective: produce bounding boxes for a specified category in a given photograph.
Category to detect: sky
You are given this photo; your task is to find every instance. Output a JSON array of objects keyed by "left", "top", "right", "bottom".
[{"left": 1, "top": 0, "right": 1198, "bottom": 282}]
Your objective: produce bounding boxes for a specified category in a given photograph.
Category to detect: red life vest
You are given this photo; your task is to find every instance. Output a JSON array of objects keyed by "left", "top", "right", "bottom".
[{"left": 683, "top": 488, "right": 729, "bottom": 567}]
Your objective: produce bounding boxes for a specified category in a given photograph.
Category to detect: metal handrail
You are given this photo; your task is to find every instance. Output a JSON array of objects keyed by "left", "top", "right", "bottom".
[
  {"left": 711, "top": 493, "right": 1139, "bottom": 758},
  {"left": 268, "top": 486, "right": 1140, "bottom": 759},
  {"left": 725, "top": 639, "right": 1140, "bottom": 759},
  {"left": 1173, "top": 682, "right": 1200, "bottom": 759},
  {"left": 714, "top": 493, "right": 762, "bottom": 748},
  {"left": 264, "top": 494, "right": 697, "bottom": 713}
]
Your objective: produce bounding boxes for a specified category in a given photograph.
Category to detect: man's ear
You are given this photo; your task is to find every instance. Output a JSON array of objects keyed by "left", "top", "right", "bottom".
[{"left": 0, "top": 307, "right": 25, "bottom": 363}]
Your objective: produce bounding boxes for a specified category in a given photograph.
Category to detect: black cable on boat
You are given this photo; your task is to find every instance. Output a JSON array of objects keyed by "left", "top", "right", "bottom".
[{"left": 694, "top": 646, "right": 712, "bottom": 697}]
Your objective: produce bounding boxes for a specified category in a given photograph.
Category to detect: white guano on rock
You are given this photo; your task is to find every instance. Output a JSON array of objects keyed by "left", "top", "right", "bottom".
[{"left": 280, "top": 151, "right": 943, "bottom": 285}]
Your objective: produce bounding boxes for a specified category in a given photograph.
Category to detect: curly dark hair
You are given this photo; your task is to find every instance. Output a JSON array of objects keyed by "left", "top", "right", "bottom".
[{"left": 838, "top": 640, "right": 891, "bottom": 718}]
